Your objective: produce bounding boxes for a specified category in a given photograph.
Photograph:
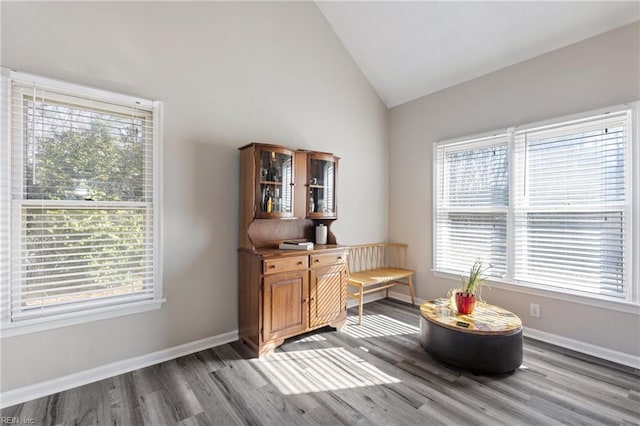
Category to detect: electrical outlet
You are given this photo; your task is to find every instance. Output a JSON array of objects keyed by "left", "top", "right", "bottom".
[{"left": 530, "top": 303, "right": 540, "bottom": 318}]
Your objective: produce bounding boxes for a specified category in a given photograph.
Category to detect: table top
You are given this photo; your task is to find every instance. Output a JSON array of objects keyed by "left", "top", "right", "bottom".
[{"left": 420, "top": 298, "right": 522, "bottom": 336}]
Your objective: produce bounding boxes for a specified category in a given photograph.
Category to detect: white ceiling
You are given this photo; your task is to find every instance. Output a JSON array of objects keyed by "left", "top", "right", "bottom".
[{"left": 316, "top": 1, "right": 640, "bottom": 108}]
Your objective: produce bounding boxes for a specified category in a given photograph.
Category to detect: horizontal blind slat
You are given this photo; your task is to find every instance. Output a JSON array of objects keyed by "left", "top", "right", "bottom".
[
  {"left": 15, "top": 282, "right": 153, "bottom": 301},
  {"left": 12, "top": 292, "right": 155, "bottom": 320},
  {"left": 20, "top": 264, "right": 152, "bottom": 285},
  {"left": 18, "top": 258, "right": 154, "bottom": 274}
]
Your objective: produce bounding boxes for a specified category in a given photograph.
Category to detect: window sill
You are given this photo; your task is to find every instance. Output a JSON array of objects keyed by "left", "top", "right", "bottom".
[
  {"left": 431, "top": 269, "right": 640, "bottom": 315},
  {"left": 0, "top": 299, "right": 166, "bottom": 338}
]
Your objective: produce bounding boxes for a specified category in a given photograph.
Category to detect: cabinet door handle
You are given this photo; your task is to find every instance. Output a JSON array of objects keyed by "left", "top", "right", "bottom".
[{"left": 303, "top": 298, "right": 309, "bottom": 303}]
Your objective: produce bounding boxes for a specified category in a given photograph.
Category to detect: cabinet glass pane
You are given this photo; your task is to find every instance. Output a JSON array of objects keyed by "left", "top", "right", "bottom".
[
  {"left": 259, "top": 150, "right": 293, "bottom": 214},
  {"left": 309, "top": 159, "right": 335, "bottom": 215}
]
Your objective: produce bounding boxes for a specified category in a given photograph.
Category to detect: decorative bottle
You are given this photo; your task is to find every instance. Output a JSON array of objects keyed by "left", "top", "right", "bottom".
[{"left": 264, "top": 187, "right": 272, "bottom": 213}]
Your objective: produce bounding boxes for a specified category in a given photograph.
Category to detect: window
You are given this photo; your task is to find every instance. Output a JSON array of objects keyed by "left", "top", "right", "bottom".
[
  {"left": 434, "top": 105, "right": 635, "bottom": 303},
  {"left": 1, "top": 69, "right": 163, "bottom": 334},
  {"left": 434, "top": 135, "right": 509, "bottom": 278}
]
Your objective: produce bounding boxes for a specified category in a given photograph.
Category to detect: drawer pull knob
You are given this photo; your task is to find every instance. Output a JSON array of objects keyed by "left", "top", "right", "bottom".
[
  {"left": 297, "top": 261, "right": 303, "bottom": 265},
  {"left": 338, "top": 256, "right": 342, "bottom": 260},
  {"left": 315, "top": 259, "right": 320, "bottom": 263},
  {"left": 269, "top": 265, "right": 276, "bottom": 269}
]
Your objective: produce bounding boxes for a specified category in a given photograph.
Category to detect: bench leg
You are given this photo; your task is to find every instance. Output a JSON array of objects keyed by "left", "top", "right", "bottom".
[
  {"left": 408, "top": 275, "right": 416, "bottom": 305},
  {"left": 358, "top": 286, "right": 364, "bottom": 325}
]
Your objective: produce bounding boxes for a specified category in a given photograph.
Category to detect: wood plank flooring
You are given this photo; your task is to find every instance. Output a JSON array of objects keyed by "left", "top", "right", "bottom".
[{"left": 2, "top": 299, "right": 639, "bottom": 425}]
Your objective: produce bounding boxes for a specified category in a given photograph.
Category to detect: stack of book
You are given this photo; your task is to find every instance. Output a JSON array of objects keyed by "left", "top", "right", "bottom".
[{"left": 278, "top": 241, "right": 314, "bottom": 250}]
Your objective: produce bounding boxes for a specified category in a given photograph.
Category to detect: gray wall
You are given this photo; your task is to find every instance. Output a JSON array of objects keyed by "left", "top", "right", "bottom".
[
  {"left": 0, "top": 2, "right": 388, "bottom": 391},
  {"left": 389, "top": 22, "right": 640, "bottom": 356}
]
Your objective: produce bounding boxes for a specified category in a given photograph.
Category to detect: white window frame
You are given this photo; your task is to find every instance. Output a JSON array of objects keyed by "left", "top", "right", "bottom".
[
  {"left": 433, "top": 102, "right": 639, "bottom": 312},
  {"left": 0, "top": 68, "right": 164, "bottom": 337}
]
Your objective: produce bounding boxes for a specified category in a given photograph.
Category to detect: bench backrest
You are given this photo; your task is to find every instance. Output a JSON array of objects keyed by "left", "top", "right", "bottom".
[{"left": 347, "top": 243, "right": 408, "bottom": 273}]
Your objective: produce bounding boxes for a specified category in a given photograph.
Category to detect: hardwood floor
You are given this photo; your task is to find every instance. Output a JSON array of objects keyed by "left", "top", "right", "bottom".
[{"left": 3, "top": 299, "right": 639, "bottom": 425}]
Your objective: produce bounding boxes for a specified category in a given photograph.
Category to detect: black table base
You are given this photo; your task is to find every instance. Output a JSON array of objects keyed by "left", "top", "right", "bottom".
[{"left": 419, "top": 315, "right": 523, "bottom": 374}]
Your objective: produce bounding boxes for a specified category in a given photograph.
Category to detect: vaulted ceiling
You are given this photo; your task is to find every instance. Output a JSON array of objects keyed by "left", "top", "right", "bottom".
[{"left": 316, "top": 1, "right": 640, "bottom": 107}]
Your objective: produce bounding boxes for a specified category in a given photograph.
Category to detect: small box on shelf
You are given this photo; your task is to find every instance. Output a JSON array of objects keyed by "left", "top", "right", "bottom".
[{"left": 279, "top": 241, "right": 314, "bottom": 250}]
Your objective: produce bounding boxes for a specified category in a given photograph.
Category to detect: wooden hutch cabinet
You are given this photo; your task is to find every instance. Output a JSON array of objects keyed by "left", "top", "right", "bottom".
[{"left": 238, "top": 143, "right": 346, "bottom": 357}]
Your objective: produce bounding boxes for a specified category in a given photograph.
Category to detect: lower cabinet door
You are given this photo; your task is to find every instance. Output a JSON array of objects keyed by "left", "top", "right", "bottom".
[
  {"left": 263, "top": 270, "right": 309, "bottom": 341},
  {"left": 310, "top": 264, "right": 347, "bottom": 328}
]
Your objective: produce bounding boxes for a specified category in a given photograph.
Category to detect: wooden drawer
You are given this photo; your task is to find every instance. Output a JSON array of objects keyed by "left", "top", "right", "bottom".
[
  {"left": 263, "top": 256, "right": 308, "bottom": 274},
  {"left": 310, "top": 252, "right": 346, "bottom": 268}
]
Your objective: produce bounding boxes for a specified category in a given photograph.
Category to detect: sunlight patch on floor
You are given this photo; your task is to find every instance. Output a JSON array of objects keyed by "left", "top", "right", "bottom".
[
  {"left": 343, "top": 314, "right": 419, "bottom": 338},
  {"left": 253, "top": 347, "right": 400, "bottom": 394}
]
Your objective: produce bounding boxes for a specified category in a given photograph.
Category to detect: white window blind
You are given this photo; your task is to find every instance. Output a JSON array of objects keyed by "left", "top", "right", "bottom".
[
  {"left": 433, "top": 106, "right": 634, "bottom": 303},
  {"left": 1, "top": 70, "right": 161, "bottom": 324},
  {"left": 435, "top": 135, "right": 509, "bottom": 278},
  {"left": 513, "top": 111, "right": 630, "bottom": 298}
]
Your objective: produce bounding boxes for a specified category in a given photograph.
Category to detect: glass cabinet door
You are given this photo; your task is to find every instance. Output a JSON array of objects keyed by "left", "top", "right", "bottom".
[
  {"left": 308, "top": 154, "right": 337, "bottom": 218},
  {"left": 256, "top": 147, "right": 294, "bottom": 218}
]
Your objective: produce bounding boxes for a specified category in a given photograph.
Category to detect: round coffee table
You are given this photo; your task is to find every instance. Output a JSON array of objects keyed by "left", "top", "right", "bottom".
[{"left": 419, "top": 298, "right": 523, "bottom": 373}]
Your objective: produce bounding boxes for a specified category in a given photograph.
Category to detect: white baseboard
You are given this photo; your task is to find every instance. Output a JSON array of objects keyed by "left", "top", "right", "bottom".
[
  {"left": 347, "top": 289, "right": 426, "bottom": 310},
  {"left": 388, "top": 290, "right": 427, "bottom": 305},
  {"left": 0, "top": 330, "right": 238, "bottom": 409},
  {"left": 347, "top": 290, "right": 387, "bottom": 308},
  {"left": 524, "top": 327, "right": 640, "bottom": 370}
]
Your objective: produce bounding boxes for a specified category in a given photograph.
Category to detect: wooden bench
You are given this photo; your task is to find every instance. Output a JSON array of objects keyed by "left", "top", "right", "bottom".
[{"left": 346, "top": 243, "right": 416, "bottom": 324}]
